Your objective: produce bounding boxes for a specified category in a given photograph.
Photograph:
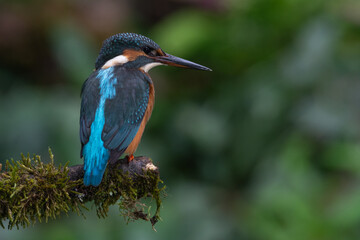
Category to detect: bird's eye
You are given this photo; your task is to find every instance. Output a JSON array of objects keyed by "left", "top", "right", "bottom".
[{"left": 143, "top": 47, "right": 158, "bottom": 57}]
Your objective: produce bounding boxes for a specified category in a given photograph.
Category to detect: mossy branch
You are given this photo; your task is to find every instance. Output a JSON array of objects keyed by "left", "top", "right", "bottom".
[{"left": 0, "top": 149, "right": 164, "bottom": 230}]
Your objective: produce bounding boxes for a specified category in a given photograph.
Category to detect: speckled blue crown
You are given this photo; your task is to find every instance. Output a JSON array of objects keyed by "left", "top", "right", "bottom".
[{"left": 95, "top": 33, "right": 160, "bottom": 69}]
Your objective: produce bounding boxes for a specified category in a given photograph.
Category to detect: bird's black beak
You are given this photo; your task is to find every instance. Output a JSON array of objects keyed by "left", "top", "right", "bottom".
[{"left": 156, "top": 54, "right": 212, "bottom": 71}]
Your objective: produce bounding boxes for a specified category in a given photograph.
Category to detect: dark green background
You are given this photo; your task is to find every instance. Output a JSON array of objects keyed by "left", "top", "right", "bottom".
[{"left": 1, "top": 0, "right": 360, "bottom": 239}]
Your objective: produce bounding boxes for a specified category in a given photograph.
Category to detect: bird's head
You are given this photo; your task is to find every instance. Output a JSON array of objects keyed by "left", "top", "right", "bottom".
[{"left": 95, "top": 33, "right": 212, "bottom": 72}]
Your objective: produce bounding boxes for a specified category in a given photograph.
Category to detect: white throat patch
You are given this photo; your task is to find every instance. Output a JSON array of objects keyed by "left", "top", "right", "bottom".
[
  {"left": 141, "top": 62, "right": 164, "bottom": 73},
  {"left": 102, "top": 55, "right": 129, "bottom": 69}
]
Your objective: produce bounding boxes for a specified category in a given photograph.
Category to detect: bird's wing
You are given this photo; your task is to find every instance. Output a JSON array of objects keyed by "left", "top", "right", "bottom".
[
  {"left": 80, "top": 73, "right": 100, "bottom": 157},
  {"left": 101, "top": 68, "right": 150, "bottom": 154},
  {"left": 80, "top": 68, "right": 150, "bottom": 158}
]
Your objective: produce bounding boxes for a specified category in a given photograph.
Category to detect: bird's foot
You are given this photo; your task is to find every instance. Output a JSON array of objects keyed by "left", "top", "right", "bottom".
[{"left": 127, "top": 154, "right": 134, "bottom": 163}]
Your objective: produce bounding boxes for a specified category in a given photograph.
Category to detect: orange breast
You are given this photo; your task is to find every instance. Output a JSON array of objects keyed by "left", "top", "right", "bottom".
[{"left": 124, "top": 82, "right": 154, "bottom": 155}]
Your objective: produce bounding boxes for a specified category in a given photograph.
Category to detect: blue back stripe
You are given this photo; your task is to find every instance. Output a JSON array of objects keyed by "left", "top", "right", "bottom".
[{"left": 83, "top": 68, "right": 117, "bottom": 186}]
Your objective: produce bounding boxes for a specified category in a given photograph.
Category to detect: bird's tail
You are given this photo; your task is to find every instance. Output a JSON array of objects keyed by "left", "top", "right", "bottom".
[
  {"left": 84, "top": 166, "right": 106, "bottom": 186},
  {"left": 83, "top": 146, "right": 110, "bottom": 187}
]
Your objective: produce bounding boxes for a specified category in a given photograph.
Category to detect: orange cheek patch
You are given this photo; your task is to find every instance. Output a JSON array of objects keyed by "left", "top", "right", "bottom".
[
  {"left": 156, "top": 48, "right": 165, "bottom": 56},
  {"left": 123, "top": 49, "right": 146, "bottom": 61}
]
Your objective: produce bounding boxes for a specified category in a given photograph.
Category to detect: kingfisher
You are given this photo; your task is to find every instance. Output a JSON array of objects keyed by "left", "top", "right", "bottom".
[{"left": 80, "top": 33, "right": 211, "bottom": 186}]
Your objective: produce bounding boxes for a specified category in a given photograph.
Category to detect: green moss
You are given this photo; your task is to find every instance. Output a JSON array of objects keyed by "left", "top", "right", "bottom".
[
  {"left": 91, "top": 159, "right": 165, "bottom": 228},
  {"left": 0, "top": 149, "right": 164, "bottom": 229}
]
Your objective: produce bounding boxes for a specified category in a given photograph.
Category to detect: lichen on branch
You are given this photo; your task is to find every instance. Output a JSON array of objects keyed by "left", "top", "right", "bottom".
[{"left": 0, "top": 149, "right": 164, "bottom": 230}]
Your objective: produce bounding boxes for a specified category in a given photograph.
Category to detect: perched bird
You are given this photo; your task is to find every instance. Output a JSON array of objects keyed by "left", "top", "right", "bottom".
[{"left": 80, "top": 33, "right": 211, "bottom": 186}]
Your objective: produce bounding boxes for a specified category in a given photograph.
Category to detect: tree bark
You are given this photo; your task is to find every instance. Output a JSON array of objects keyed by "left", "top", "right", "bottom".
[{"left": 0, "top": 154, "right": 162, "bottom": 230}]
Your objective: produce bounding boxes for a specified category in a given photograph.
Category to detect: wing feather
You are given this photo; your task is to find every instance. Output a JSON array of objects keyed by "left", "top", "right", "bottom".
[
  {"left": 101, "top": 68, "right": 150, "bottom": 157},
  {"left": 80, "top": 67, "right": 150, "bottom": 164},
  {"left": 79, "top": 74, "right": 100, "bottom": 157}
]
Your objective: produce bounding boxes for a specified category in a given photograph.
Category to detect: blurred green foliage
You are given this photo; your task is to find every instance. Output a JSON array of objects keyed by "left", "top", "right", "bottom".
[{"left": 1, "top": 0, "right": 360, "bottom": 239}]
